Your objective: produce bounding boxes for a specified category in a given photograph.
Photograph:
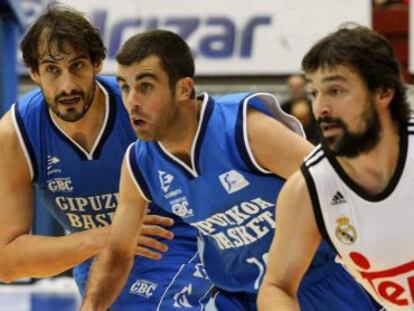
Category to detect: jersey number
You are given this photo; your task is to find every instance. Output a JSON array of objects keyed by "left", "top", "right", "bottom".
[{"left": 246, "top": 252, "right": 269, "bottom": 290}]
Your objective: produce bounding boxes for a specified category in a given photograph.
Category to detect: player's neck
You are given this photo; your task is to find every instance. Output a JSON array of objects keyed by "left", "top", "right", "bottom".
[
  {"left": 51, "top": 82, "right": 106, "bottom": 152},
  {"left": 159, "top": 98, "right": 202, "bottom": 166},
  {"left": 338, "top": 118, "right": 401, "bottom": 195}
]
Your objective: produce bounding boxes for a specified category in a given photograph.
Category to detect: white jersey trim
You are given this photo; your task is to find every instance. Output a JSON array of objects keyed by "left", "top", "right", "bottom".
[
  {"left": 156, "top": 251, "right": 213, "bottom": 311},
  {"left": 304, "top": 145, "right": 324, "bottom": 167},
  {"left": 157, "top": 93, "right": 209, "bottom": 178},
  {"left": 242, "top": 92, "right": 305, "bottom": 174},
  {"left": 48, "top": 80, "right": 109, "bottom": 160}
]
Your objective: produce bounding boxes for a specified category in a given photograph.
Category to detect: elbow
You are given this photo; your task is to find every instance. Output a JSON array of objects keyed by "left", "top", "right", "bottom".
[
  {"left": 0, "top": 269, "right": 18, "bottom": 284},
  {"left": 0, "top": 256, "right": 19, "bottom": 283},
  {"left": 257, "top": 283, "right": 269, "bottom": 310},
  {"left": 0, "top": 277, "right": 15, "bottom": 284}
]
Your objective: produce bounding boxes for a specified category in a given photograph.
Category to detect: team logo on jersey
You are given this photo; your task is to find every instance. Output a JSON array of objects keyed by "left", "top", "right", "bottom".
[
  {"left": 173, "top": 284, "right": 194, "bottom": 308},
  {"left": 349, "top": 252, "right": 414, "bottom": 307},
  {"left": 218, "top": 170, "right": 250, "bottom": 194},
  {"left": 47, "top": 155, "right": 62, "bottom": 175},
  {"left": 159, "top": 170, "right": 174, "bottom": 193},
  {"left": 129, "top": 279, "right": 157, "bottom": 298},
  {"left": 335, "top": 216, "right": 357, "bottom": 244},
  {"left": 47, "top": 177, "right": 73, "bottom": 192},
  {"left": 193, "top": 263, "right": 208, "bottom": 279},
  {"left": 171, "top": 198, "right": 194, "bottom": 218},
  {"left": 331, "top": 191, "right": 346, "bottom": 205}
]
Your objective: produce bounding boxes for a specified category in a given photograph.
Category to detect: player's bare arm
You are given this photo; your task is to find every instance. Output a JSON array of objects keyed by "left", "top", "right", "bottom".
[
  {"left": 0, "top": 111, "right": 104, "bottom": 281},
  {"left": 81, "top": 156, "right": 150, "bottom": 311},
  {"left": 257, "top": 171, "right": 322, "bottom": 310},
  {"left": 247, "top": 108, "right": 313, "bottom": 179},
  {"left": 0, "top": 112, "right": 172, "bottom": 282}
]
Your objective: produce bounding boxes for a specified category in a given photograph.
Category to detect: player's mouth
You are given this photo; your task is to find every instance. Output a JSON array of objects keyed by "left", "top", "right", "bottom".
[
  {"left": 131, "top": 116, "right": 147, "bottom": 127},
  {"left": 58, "top": 96, "right": 82, "bottom": 106},
  {"left": 321, "top": 121, "right": 343, "bottom": 136}
]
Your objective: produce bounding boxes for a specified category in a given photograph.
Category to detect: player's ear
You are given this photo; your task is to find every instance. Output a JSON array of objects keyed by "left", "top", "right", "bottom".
[
  {"left": 176, "top": 77, "right": 194, "bottom": 101},
  {"left": 29, "top": 68, "right": 41, "bottom": 85},
  {"left": 376, "top": 87, "right": 395, "bottom": 109},
  {"left": 93, "top": 60, "right": 103, "bottom": 75}
]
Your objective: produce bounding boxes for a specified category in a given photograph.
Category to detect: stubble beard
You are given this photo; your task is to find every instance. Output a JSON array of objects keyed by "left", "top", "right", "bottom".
[{"left": 48, "top": 82, "right": 96, "bottom": 122}]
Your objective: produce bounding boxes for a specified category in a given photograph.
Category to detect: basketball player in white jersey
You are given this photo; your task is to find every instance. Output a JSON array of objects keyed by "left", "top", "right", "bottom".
[{"left": 257, "top": 25, "right": 412, "bottom": 311}]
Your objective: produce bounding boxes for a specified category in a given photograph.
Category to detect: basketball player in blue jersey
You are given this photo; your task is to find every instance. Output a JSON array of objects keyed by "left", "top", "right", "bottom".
[
  {"left": 81, "top": 30, "right": 377, "bottom": 310},
  {"left": 0, "top": 5, "right": 212, "bottom": 310},
  {"left": 258, "top": 25, "right": 411, "bottom": 311}
]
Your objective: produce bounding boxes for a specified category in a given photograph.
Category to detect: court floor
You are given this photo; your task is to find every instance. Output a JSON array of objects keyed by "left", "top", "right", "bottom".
[{"left": 0, "top": 277, "right": 80, "bottom": 311}]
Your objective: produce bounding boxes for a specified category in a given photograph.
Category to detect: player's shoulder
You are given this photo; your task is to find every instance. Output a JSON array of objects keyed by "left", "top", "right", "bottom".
[
  {"left": 0, "top": 110, "right": 15, "bottom": 132},
  {"left": 214, "top": 92, "right": 279, "bottom": 111},
  {"left": 213, "top": 92, "right": 251, "bottom": 105},
  {"left": 0, "top": 110, "right": 20, "bottom": 149},
  {"left": 97, "top": 75, "right": 121, "bottom": 96},
  {"left": 285, "top": 169, "right": 307, "bottom": 194},
  {"left": 129, "top": 139, "right": 150, "bottom": 159},
  {"left": 277, "top": 169, "right": 312, "bottom": 215},
  {"left": 16, "top": 88, "right": 44, "bottom": 111},
  {"left": 302, "top": 144, "right": 326, "bottom": 169}
]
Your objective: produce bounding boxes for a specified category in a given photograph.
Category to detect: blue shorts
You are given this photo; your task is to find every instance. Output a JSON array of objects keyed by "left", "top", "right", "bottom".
[
  {"left": 210, "top": 290, "right": 256, "bottom": 310},
  {"left": 299, "top": 260, "right": 378, "bottom": 311},
  {"left": 209, "top": 261, "right": 379, "bottom": 311},
  {"left": 74, "top": 252, "right": 213, "bottom": 310}
]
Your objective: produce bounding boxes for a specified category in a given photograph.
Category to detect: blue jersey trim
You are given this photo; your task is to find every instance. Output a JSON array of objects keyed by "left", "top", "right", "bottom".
[
  {"left": 153, "top": 97, "right": 215, "bottom": 180},
  {"left": 14, "top": 101, "right": 38, "bottom": 182},
  {"left": 128, "top": 144, "right": 153, "bottom": 201}
]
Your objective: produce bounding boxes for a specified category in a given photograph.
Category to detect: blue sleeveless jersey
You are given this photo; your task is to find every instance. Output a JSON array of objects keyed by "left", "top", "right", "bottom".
[
  {"left": 12, "top": 76, "right": 213, "bottom": 309},
  {"left": 128, "top": 92, "right": 336, "bottom": 293},
  {"left": 13, "top": 76, "right": 135, "bottom": 233}
]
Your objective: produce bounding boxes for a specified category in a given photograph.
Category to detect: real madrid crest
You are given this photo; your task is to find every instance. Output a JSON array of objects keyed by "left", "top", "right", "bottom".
[{"left": 335, "top": 216, "right": 357, "bottom": 245}]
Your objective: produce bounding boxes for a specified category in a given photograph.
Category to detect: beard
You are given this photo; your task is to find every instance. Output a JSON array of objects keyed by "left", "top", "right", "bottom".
[
  {"left": 47, "top": 83, "right": 96, "bottom": 122},
  {"left": 318, "top": 101, "right": 381, "bottom": 158}
]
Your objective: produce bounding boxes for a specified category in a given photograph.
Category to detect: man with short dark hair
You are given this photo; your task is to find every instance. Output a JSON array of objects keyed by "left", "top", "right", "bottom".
[
  {"left": 258, "top": 25, "right": 410, "bottom": 311},
  {"left": 81, "top": 29, "right": 378, "bottom": 311},
  {"left": 0, "top": 4, "right": 212, "bottom": 310}
]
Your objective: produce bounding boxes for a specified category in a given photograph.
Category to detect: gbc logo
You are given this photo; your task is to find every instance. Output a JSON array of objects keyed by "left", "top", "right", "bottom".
[
  {"left": 172, "top": 199, "right": 193, "bottom": 218},
  {"left": 91, "top": 11, "right": 272, "bottom": 59},
  {"left": 47, "top": 178, "right": 73, "bottom": 192},
  {"left": 129, "top": 279, "right": 157, "bottom": 298}
]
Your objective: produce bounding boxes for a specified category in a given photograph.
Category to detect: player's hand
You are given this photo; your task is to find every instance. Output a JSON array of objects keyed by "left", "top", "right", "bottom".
[{"left": 135, "top": 214, "right": 175, "bottom": 260}]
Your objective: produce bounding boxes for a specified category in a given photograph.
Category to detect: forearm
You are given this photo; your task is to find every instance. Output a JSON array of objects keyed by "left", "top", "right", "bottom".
[
  {"left": 81, "top": 249, "right": 134, "bottom": 311},
  {"left": 257, "top": 282, "right": 300, "bottom": 311},
  {"left": 0, "top": 230, "right": 104, "bottom": 282}
]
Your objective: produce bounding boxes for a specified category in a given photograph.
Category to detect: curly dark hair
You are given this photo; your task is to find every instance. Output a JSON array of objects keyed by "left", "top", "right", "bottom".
[
  {"left": 302, "top": 24, "right": 410, "bottom": 125},
  {"left": 20, "top": 2, "right": 106, "bottom": 72}
]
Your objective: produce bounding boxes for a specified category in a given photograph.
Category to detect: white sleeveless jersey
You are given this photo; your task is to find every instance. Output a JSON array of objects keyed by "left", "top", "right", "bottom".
[{"left": 302, "top": 119, "right": 414, "bottom": 311}]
